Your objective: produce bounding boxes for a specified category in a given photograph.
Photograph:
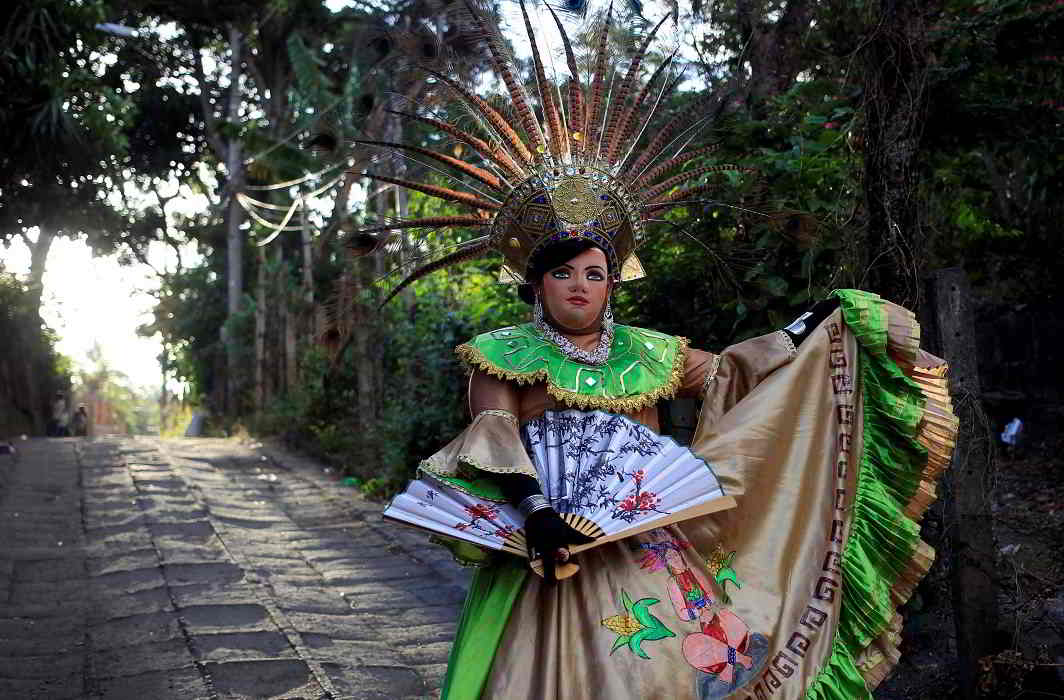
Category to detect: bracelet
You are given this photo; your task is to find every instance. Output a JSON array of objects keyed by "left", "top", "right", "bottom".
[
  {"left": 517, "top": 494, "right": 552, "bottom": 518},
  {"left": 474, "top": 409, "right": 518, "bottom": 428}
]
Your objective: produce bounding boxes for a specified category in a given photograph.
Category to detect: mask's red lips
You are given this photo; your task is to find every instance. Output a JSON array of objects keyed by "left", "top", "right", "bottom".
[{"left": 566, "top": 296, "right": 588, "bottom": 306}]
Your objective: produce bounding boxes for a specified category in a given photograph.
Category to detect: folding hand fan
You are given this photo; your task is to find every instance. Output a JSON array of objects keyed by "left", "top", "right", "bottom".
[{"left": 383, "top": 410, "right": 736, "bottom": 578}]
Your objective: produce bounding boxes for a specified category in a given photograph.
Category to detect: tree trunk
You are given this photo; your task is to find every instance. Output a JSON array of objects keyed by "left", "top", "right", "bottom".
[
  {"left": 858, "top": 0, "right": 937, "bottom": 306},
  {"left": 351, "top": 258, "right": 376, "bottom": 440},
  {"left": 223, "top": 25, "right": 245, "bottom": 415},
  {"left": 283, "top": 284, "right": 297, "bottom": 394},
  {"left": 300, "top": 195, "right": 315, "bottom": 351},
  {"left": 20, "top": 355, "right": 45, "bottom": 435},
  {"left": 254, "top": 245, "right": 267, "bottom": 411},
  {"left": 396, "top": 167, "right": 414, "bottom": 309},
  {"left": 270, "top": 243, "right": 284, "bottom": 403},
  {"left": 15, "top": 228, "right": 57, "bottom": 434},
  {"left": 159, "top": 347, "right": 168, "bottom": 434},
  {"left": 736, "top": 0, "right": 815, "bottom": 110},
  {"left": 927, "top": 268, "right": 1000, "bottom": 698},
  {"left": 26, "top": 228, "right": 56, "bottom": 318}
]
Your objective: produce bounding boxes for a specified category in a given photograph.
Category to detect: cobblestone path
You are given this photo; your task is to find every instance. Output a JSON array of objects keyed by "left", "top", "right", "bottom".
[{"left": 0, "top": 437, "right": 471, "bottom": 699}]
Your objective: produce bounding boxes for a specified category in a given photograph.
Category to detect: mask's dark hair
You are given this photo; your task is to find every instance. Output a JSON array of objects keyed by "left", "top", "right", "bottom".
[{"left": 517, "top": 239, "right": 613, "bottom": 304}]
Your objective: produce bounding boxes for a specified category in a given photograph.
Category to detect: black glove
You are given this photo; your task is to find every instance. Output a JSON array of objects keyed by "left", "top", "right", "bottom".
[
  {"left": 781, "top": 297, "right": 841, "bottom": 347},
  {"left": 495, "top": 474, "right": 595, "bottom": 582},
  {"left": 522, "top": 507, "right": 596, "bottom": 582}
]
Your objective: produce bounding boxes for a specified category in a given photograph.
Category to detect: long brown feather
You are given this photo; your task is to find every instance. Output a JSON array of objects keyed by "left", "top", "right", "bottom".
[
  {"left": 627, "top": 88, "right": 727, "bottom": 182},
  {"left": 387, "top": 109, "right": 523, "bottom": 180},
  {"left": 613, "top": 52, "right": 676, "bottom": 165},
  {"left": 639, "top": 164, "right": 752, "bottom": 202},
  {"left": 380, "top": 239, "right": 494, "bottom": 306},
  {"left": 632, "top": 143, "right": 720, "bottom": 188},
  {"left": 603, "top": 14, "right": 669, "bottom": 165},
  {"left": 354, "top": 215, "right": 491, "bottom": 236},
  {"left": 547, "top": 4, "right": 584, "bottom": 157},
  {"left": 462, "top": 0, "right": 545, "bottom": 158},
  {"left": 585, "top": 2, "right": 615, "bottom": 155},
  {"left": 356, "top": 139, "right": 504, "bottom": 191},
  {"left": 426, "top": 69, "right": 533, "bottom": 166},
  {"left": 641, "top": 182, "right": 734, "bottom": 214},
  {"left": 519, "top": 0, "right": 564, "bottom": 160},
  {"left": 362, "top": 172, "right": 500, "bottom": 211}
]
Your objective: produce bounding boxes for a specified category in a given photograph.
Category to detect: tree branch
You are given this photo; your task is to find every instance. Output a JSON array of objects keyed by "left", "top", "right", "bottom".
[
  {"left": 193, "top": 40, "right": 228, "bottom": 162},
  {"left": 245, "top": 48, "right": 270, "bottom": 111},
  {"left": 152, "top": 184, "right": 184, "bottom": 275},
  {"left": 126, "top": 237, "right": 164, "bottom": 279},
  {"left": 734, "top": 0, "right": 760, "bottom": 44}
]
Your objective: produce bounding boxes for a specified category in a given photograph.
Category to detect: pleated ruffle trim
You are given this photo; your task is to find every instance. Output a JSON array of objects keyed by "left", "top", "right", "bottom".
[{"left": 806, "top": 290, "right": 958, "bottom": 699}]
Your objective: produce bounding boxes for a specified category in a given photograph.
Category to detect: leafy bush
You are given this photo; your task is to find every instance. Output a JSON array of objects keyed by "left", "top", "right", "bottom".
[
  {"left": 0, "top": 268, "right": 72, "bottom": 435},
  {"left": 259, "top": 281, "right": 514, "bottom": 498}
]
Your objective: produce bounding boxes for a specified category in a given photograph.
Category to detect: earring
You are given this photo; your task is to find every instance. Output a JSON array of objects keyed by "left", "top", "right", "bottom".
[{"left": 533, "top": 293, "right": 545, "bottom": 326}]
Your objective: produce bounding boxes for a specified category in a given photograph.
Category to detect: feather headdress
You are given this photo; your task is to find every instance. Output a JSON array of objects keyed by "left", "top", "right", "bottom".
[{"left": 348, "top": 0, "right": 758, "bottom": 303}]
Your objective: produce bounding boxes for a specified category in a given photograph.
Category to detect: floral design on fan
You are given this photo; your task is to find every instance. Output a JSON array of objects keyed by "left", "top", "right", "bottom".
[
  {"left": 612, "top": 469, "right": 663, "bottom": 523},
  {"left": 523, "top": 412, "right": 663, "bottom": 517},
  {"left": 453, "top": 503, "right": 514, "bottom": 539}
]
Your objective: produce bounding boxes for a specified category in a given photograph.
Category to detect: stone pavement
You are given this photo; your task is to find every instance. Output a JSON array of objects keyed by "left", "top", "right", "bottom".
[{"left": 0, "top": 437, "right": 473, "bottom": 699}]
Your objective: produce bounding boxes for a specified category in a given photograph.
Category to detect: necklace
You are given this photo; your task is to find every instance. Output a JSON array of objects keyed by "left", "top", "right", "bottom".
[{"left": 533, "top": 296, "right": 615, "bottom": 365}]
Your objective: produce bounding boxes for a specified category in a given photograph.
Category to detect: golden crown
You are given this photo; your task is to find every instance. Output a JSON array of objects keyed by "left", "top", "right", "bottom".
[{"left": 349, "top": 0, "right": 753, "bottom": 302}]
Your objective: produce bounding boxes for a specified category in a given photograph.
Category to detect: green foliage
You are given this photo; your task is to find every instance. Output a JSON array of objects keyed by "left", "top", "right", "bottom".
[
  {"left": 0, "top": 267, "right": 71, "bottom": 435},
  {"left": 25, "top": 0, "right": 1052, "bottom": 497},
  {"left": 610, "top": 80, "right": 860, "bottom": 347},
  {"left": 257, "top": 282, "right": 509, "bottom": 497},
  {"left": 918, "top": 0, "right": 1064, "bottom": 302},
  {"left": 140, "top": 243, "right": 233, "bottom": 405},
  {"left": 75, "top": 345, "right": 159, "bottom": 436},
  {"left": 0, "top": 0, "right": 135, "bottom": 241},
  {"left": 288, "top": 33, "right": 335, "bottom": 113},
  {"left": 243, "top": 0, "right": 1064, "bottom": 484},
  {"left": 159, "top": 401, "right": 199, "bottom": 438}
]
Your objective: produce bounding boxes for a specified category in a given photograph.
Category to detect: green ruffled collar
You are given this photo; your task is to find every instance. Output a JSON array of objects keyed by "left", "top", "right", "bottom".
[{"left": 456, "top": 323, "right": 688, "bottom": 413}]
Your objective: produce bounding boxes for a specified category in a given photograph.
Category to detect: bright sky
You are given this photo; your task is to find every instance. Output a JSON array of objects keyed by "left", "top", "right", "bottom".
[{"left": 2, "top": 234, "right": 174, "bottom": 393}]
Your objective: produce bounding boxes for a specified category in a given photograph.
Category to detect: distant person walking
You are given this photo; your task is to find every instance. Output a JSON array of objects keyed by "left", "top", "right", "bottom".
[
  {"left": 49, "top": 391, "right": 70, "bottom": 437},
  {"left": 72, "top": 405, "right": 89, "bottom": 437}
]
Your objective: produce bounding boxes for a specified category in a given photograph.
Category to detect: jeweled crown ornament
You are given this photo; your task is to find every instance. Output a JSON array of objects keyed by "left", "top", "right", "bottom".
[{"left": 347, "top": 0, "right": 755, "bottom": 303}]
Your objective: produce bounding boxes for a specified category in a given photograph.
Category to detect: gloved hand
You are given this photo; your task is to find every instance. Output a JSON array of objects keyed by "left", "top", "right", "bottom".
[
  {"left": 522, "top": 507, "right": 596, "bottom": 582},
  {"left": 494, "top": 473, "right": 596, "bottom": 582},
  {"left": 781, "top": 297, "right": 841, "bottom": 347}
]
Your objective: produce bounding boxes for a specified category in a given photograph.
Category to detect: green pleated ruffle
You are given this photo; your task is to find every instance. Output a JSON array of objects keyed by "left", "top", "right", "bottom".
[{"left": 805, "top": 290, "right": 946, "bottom": 699}]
